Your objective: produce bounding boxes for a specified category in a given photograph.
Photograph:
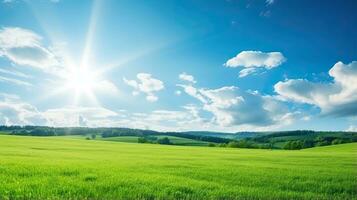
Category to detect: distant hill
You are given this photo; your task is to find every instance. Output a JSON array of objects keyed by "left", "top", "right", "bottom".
[
  {"left": 178, "top": 131, "right": 261, "bottom": 139},
  {"left": 1, "top": 125, "right": 356, "bottom": 150}
]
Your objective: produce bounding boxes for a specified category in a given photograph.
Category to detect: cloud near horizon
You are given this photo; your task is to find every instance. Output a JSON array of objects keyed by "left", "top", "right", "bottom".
[
  {"left": 225, "top": 51, "right": 286, "bottom": 77},
  {"left": 0, "top": 94, "right": 46, "bottom": 125},
  {"left": 275, "top": 61, "right": 357, "bottom": 117},
  {"left": 0, "top": 93, "right": 209, "bottom": 131},
  {"left": 178, "top": 77, "right": 296, "bottom": 127}
]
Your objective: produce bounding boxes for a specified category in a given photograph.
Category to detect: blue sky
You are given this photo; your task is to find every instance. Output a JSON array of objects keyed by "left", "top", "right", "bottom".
[{"left": 0, "top": 0, "right": 356, "bottom": 132}]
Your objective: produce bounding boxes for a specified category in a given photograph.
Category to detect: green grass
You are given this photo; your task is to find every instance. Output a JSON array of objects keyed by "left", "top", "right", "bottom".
[{"left": 0, "top": 135, "right": 356, "bottom": 199}]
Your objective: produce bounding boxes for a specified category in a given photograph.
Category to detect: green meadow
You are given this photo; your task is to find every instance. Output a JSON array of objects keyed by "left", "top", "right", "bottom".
[{"left": 0, "top": 135, "right": 356, "bottom": 200}]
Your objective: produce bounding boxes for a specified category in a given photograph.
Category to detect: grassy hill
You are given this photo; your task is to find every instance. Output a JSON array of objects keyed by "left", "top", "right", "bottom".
[
  {"left": 68, "top": 135, "right": 211, "bottom": 146},
  {"left": 100, "top": 135, "right": 211, "bottom": 146},
  {"left": 0, "top": 135, "right": 356, "bottom": 199}
]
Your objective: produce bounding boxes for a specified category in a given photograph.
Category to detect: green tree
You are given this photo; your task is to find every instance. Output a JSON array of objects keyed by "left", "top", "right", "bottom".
[
  {"left": 157, "top": 137, "right": 171, "bottom": 145},
  {"left": 218, "top": 143, "right": 227, "bottom": 147},
  {"left": 227, "top": 141, "right": 239, "bottom": 148},
  {"left": 315, "top": 140, "right": 330, "bottom": 147},
  {"left": 208, "top": 143, "right": 216, "bottom": 147},
  {"left": 138, "top": 137, "right": 148, "bottom": 143},
  {"left": 331, "top": 139, "right": 343, "bottom": 145},
  {"left": 283, "top": 140, "right": 303, "bottom": 150}
]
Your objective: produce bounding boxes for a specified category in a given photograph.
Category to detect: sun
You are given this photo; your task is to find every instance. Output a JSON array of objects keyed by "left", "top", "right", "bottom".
[
  {"left": 66, "top": 67, "right": 95, "bottom": 92},
  {"left": 63, "top": 66, "right": 99, "bottom": 104}
]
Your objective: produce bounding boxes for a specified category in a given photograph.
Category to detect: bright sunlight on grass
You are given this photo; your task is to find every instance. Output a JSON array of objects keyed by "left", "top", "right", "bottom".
[{"left": 0, "top": 135, "right": 356, "bottom": 199}]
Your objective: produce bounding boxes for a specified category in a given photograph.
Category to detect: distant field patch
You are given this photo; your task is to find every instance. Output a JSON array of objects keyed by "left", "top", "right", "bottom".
[
  {"left": 91, "top": 135, "right": 211, "bottom": 146},
  {"left": 98, "top": 136, "right": 140, "bottom": 143}
]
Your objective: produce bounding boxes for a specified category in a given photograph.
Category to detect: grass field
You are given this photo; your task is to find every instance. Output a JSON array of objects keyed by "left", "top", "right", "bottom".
[{"left": 0, "top": 135, "right": 356, "bottom": 199}]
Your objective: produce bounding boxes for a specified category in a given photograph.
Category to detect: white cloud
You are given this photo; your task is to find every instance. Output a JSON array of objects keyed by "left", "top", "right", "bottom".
[
  {"left": 0, "top": 93, "right": 123, "bottom": 127},
  {"left": 146, "top": 94, "right": 158, "bottom": 102},
  {"left": 0, "top": 94, "right": 46, "bottom": 125},
  {"left": 238, "top": 68, "right": 258, "bottom": 78},
  {"left": 0, "top": 92, "right": 198, "bottom": 130},
  {"left": 43, "top": 106, "right": 118, "bottom": 127},
  {"left": 347, "top": 125, "right": 357, "bottom": 132},
  {"left": 0, "top": 75, "right": 32, "bottom": 87},
  {"left": 225, "top": 51, "right": 286, "bottom": 77},
  {"left": 0, "top": 27, "right": 62, "bottom": 74},
  {"left": 179, "top": 72, "right": 196, "bottom": 83},
  {"left": 0, "top": 27, "right": 121, "bottom": 99},
  {"left": 0, "top": 68, "right": 32, "bottom": 78},
  {"left": 127, "top": 107, "right": 208, "bottom": 131},
  {"left": 0, "top": 91, "right": 297, "bottom": 131},
  {"left": 275, "top": 61, "right": 357, "bottom": 117},
  {"left": 42, "top": 105, "right": 207, "bottom": 131},
  {"left": 123, "top": 73, "right": 164, "bottom": 102},
  {"left": 178, "top": 83, "right": 295, "bottom": 127},
  {"left": 225, "top": 51, "right": 285, "bottom": 69},
  {"left": 94, "top": 80, "right": 120, "bottom": 96},
  {"left": 0, "top": 91, "right": 122, "bottom": 127}
]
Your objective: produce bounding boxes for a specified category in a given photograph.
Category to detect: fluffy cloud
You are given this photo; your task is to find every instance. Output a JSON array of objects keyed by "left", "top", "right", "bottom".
[
  {"left": 0, "top": 27, "right": 121, "bottom": 99},
  {"left": 0, "top": 92, "right": 192, "bottom": 129},
  {"left": 0, "top": 27, "right": 62, "bottom": 74},
  {"left": 0, "top": 90, "right": 297, "bottom": 131},
  {"left": 123, "top": 73, "right": 164, "bottom": 102},
  {"left": 122, "top": 105, "right": 211, "bottom": 131},
  {"left": 41, "top": 105, "right": 206, "bottom": 131},
  {"left": 0, "top": 93, "right": 123, "bottom": 127},
  {"left": 179, "top": 72, "right": 196, "bottom": 83},
  {"left": 43, "top": 106, "right": 118, "bottom": 127},
  {"left": 0, "top": 94, "right": 46, "bottom": 125},
  {"left": 275, "top": 61, "right": 357, "bottom": 117},
  {"left": 178, "top": 82, "right": 294, "bottom": 127},
  {"left": 225, "top": 51, "right": 286, "bottom": 77}
]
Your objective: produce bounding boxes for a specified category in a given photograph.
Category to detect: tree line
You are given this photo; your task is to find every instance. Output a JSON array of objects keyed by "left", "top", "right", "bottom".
[{"left": 1, "top": 126, "right": 356, "bottom": 150}]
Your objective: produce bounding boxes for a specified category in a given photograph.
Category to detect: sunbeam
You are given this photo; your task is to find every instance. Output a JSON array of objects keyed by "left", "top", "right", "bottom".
[
  {"left": 95, "top": 39, "right": 178, "bottom": 76},
  {"left": 80, "top": 0, "right": 102, "bottom": 69}
]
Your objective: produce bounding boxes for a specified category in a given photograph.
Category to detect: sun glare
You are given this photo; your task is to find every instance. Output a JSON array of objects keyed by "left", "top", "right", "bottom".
[
  {"left": 66, "top": 67, "right": 95, "bottom": 92},
  {"left": 32, "top": 0, "right": 105, "bottom": 107},
  {"left": 61, "top": 65, "right": 101, "bottom": 106}
]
